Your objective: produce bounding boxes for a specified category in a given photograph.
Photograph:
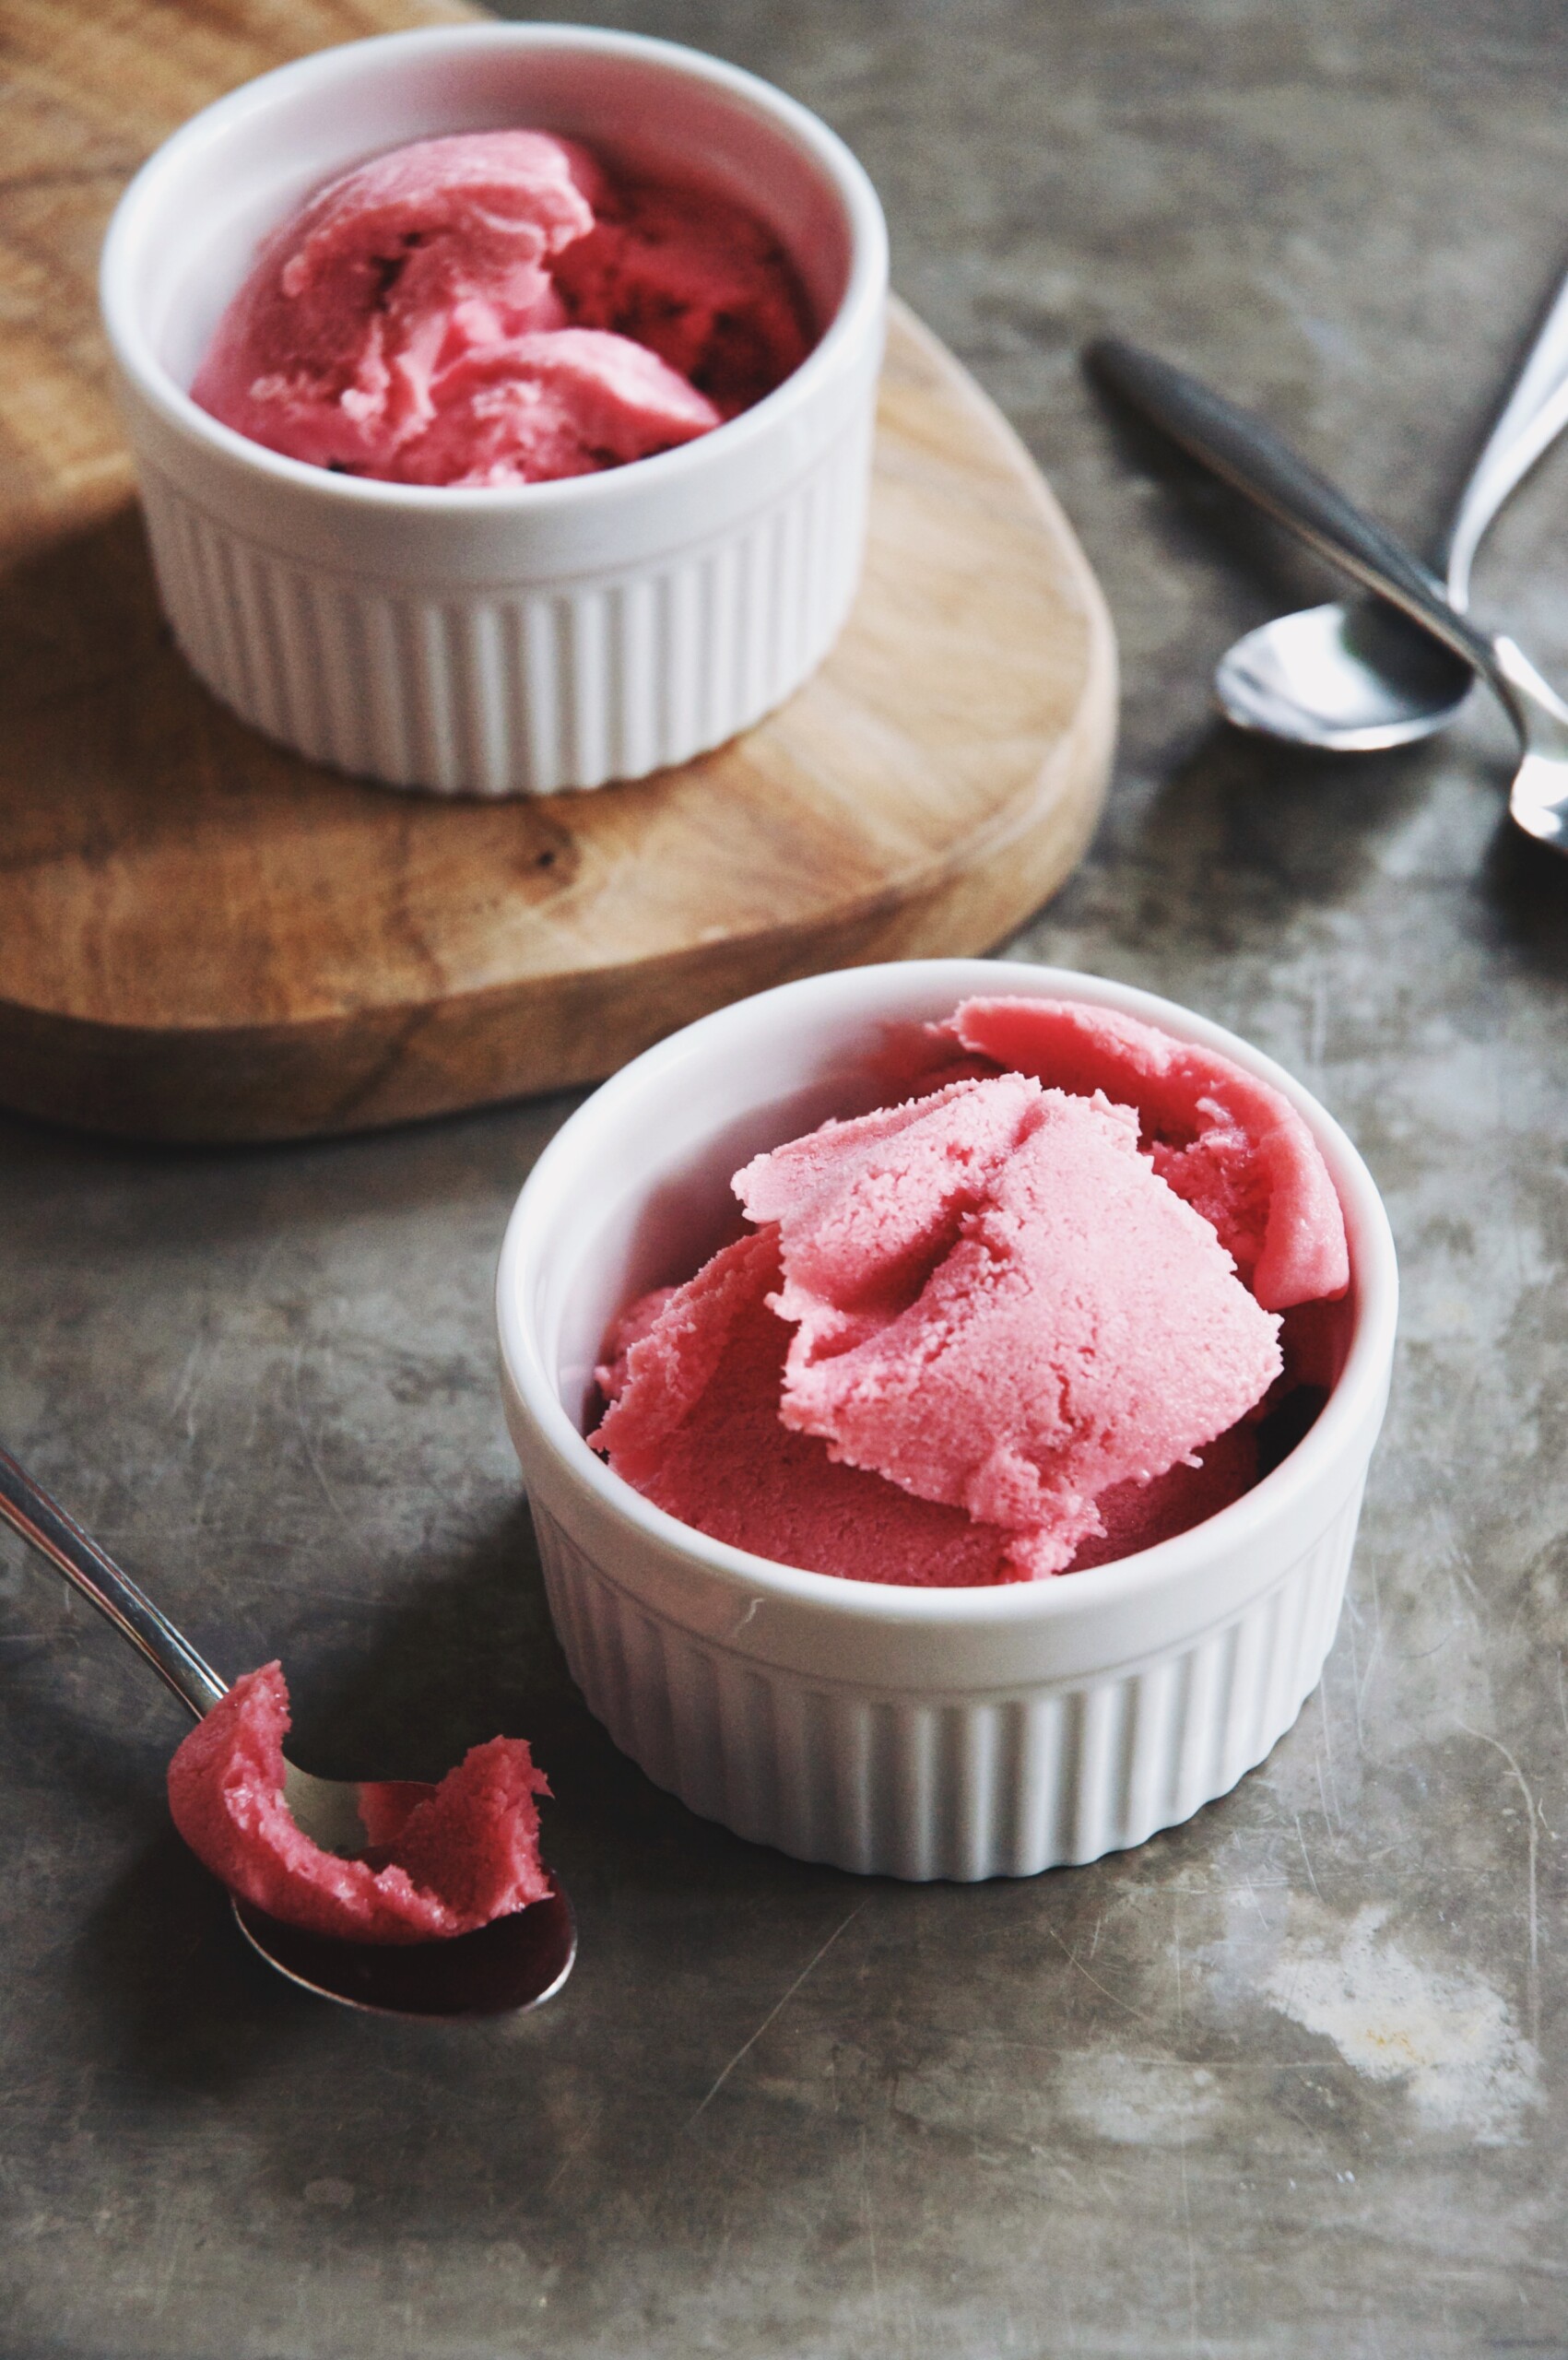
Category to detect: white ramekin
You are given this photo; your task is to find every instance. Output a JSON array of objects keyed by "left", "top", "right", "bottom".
[
  {"left": 100, "top": 25, "right": 888, "bottom": 797},
  {"left": 496, "top": 960, "right": 1397, "bottom": 1880}
]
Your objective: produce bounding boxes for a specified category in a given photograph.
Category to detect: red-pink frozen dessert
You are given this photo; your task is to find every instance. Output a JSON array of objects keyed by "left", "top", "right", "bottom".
[
  {"left": 591, "top": 997, "right": 1350, "bottom": 1586},
  {"left": 191, "top": 131, "right": 813, "bottom": 487},
  {"left": 167, "top": 1663, "right": 551, "bottom": 1942}
]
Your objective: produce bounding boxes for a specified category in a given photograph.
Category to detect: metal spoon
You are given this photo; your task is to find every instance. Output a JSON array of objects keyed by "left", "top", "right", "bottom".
[
  {"left": 1212, "top": 270, "right": 1568, "bottom": 749},
  {"left": 0, "top": 1445, "right": 575, "bottom": 2019},
  {"left": 1088, "top": 336, "right": 1568, "bottom": 852}
]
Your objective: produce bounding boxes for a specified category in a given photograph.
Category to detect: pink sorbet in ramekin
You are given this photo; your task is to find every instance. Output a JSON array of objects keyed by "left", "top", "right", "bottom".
[
  {"left": 497, "top": 961, "right": 1397, "bottom": 1882},
  {"left": 191, "top": 129, "right": 813, "bottom": 487},
  {"left": 100, "top": 27, "right": 888, "bottom": 793}
]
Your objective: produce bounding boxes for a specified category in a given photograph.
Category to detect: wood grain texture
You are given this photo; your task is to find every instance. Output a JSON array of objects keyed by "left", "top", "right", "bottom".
[
  {"left": 0, "top": 0, "right": 1116, "bottom": 1143},
  {"left": 0, "top": 0, "right": 472, "bottom": 558}
]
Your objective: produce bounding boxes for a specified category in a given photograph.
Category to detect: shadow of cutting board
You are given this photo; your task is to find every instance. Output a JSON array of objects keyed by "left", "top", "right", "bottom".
[{"left": 0, "top": 0, "right": 1116, "bottom": 1144}]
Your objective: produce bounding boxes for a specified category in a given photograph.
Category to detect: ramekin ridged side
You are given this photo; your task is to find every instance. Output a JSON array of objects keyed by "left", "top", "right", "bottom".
[
  {"left": 525, "top": 1481, "right": 1362, "bottom": 1880},
  {"left": 101, "top": 26, "right": 889, "bottom": 796},
  {"left": 133, "top": 413, "right": 872, "bottom": 796},
  {"left": 496, "top": 960, "right": 1399, "bottom": 1880}
]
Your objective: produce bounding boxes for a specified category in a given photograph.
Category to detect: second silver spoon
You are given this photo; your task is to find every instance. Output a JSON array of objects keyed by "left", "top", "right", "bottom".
[
  {"left": 1088, "top": 336, "right": 1568, "bottom": 852},
  {"left": 1213, "top": 269, "right": 1568, "bottom": 750}
]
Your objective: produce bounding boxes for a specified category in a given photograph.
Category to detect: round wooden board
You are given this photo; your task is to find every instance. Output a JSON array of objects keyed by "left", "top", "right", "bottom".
[{"left": 0, "top": 5, "right": 1115, "bottom": 1146}]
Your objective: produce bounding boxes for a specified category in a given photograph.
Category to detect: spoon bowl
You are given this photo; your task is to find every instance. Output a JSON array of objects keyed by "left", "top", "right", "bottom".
[
  {"left": 1216, "top": 597, "right": 1475, "bottom": 750},
  {"left": 233, "top": 1881, "right": 576, "bottom": 2019},
  {"left": 0, "top": 1445, "right": 575, "bottom": 2020}
]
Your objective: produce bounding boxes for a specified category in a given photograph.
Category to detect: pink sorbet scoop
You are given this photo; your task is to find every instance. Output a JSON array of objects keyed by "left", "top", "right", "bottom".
[
  {"left": 167, "top": 1663, "right": 551, "bottom": 1943},
  {"left": 942, "top": 998, "right": 1349, "bottom": 1309},
  {"left": 591, "top": 997, "right": 1351, "bottom": 1587},
  {"left": 192, "top": 130, "right": 812, "bottom": 487},
  {"left": 736, "top": 1078, "right": 1283, "bottom": 1577}
]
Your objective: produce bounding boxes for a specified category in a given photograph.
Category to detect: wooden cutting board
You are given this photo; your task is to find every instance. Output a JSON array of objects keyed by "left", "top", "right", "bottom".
[{"left": 0, "top": 0, "right": 1115, "bottom": 1144}]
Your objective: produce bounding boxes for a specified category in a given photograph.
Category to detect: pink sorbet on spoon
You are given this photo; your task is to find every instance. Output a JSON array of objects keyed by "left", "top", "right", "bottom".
[{"left": 167, "top": 1663, "right": 551, "bottom": 1943}]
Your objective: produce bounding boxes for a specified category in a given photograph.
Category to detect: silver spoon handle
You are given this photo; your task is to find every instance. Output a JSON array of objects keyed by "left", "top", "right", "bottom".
[
  {"left": 1088, "top": 337, "right": 1507, "bottom": 698},
  {"left": 0, "top": 1445, "right": 225, "bottom": 1721},
  {"left": 1444, "top": 265, "right": 1568, "bottom": 608}
]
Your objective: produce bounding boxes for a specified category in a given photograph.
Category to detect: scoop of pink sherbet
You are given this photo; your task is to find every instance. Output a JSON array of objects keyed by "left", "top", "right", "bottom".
[
  {"left": 388, "top": 330, "right": 719, "bottom": 487},
  {"left": 944, "top": 998, "right": 1349, "bottom": 1310},
  {"left": 592, "top": 1233, "right": 1011, "bottom": 1587},
  {"left": 192, "top": 131, "right": 808, "bottom": 486},
  {"left": 736, "top": 1078, "right": 1283, "bottom": 1577},
  {"left": 591, "top": 1230, "right": 1265, "bottom": 1584},
  {"left": 737, "top": 1073, "right": 1044, "bottom": 1361},
  {"left": 192, "top": 133, "right": 599, "bottom": 473},
  {"left": 167, "top": 1663, "right": 550, "bottom": 1944}
]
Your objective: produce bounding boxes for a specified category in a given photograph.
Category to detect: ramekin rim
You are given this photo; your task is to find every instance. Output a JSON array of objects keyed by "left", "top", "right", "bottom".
[
  {"left": 494, "top": 959, "right": 1399, "bottom": 1629},
  {"left": 99, "top": 20, "right": 890, "bottom": 516}
]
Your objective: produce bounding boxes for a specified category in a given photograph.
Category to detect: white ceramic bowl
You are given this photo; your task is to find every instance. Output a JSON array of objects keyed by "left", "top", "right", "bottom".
[
  {"left": 100, "top": 25, "right": 888, "bottom": 796},
  {"left": 496, "top": 960, "right": 1397, "bottom": 1879}
]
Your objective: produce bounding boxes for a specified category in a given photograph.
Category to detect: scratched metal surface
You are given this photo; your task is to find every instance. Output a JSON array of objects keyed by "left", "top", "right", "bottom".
[{"left": 4, "top": 2, "right": 1568, "bottom": 2352}]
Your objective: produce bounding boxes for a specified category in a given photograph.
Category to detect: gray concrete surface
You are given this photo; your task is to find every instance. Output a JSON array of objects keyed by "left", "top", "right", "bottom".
[{"left": 5, "top": 1, "right": 1568, "bottom": 2352}]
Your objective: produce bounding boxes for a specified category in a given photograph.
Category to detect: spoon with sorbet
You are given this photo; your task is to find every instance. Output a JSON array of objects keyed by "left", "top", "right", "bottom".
[{"left": 0, "top": 1444, "right": 575, "bottom": 2019}]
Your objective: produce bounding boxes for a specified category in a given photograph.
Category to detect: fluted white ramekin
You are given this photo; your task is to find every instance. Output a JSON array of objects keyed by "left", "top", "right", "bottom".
[
  {"left": 100, "top": 25, "right": 888, "bottom": 796},
  {"left": 496, "top": 960, "right": 1397, "bottom": 1879}
]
